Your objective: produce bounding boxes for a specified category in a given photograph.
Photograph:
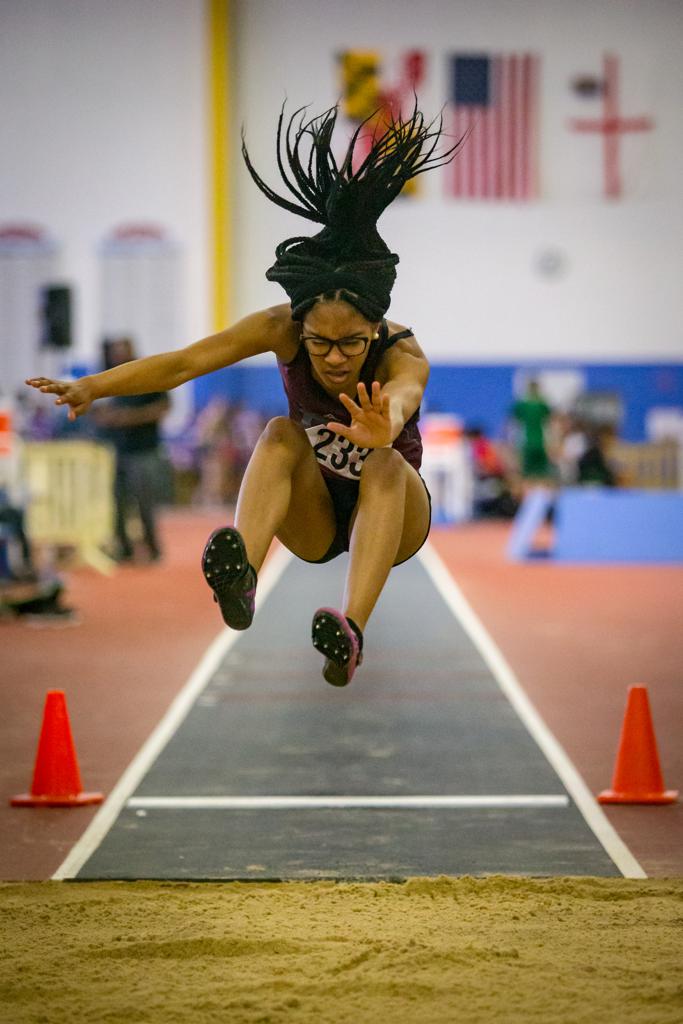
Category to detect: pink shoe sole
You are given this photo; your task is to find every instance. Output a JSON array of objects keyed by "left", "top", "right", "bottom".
[{"left": 311, "top": 607, "right": 362, "bottom": 687}]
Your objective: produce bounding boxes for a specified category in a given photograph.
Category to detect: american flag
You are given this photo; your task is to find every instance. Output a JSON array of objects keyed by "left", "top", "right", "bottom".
[{"left": 446, "top": 53, "right": 540, "bottom": 200}]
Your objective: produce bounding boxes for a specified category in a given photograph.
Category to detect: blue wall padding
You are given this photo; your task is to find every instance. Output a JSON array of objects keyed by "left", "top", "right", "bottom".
[
  {"left": 192, "top": 362, "right": 683, "bottom": 442},
  {"left": 554, "top": 489, "right": 683, "bottom": 563},
  {"left": 192, "top": 364, "right": 288, "bottom": 417},
  {"left": 418, "top": 365, "right": 517, "bottom": 436},
  {"left": 581, "top": 364, "right": 682, "bottom": 442}
]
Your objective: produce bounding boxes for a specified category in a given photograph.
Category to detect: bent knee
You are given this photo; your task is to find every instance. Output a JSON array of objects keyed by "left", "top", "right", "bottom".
[
  {"left": 260, "top": 416, "right": 307, "bottom": 448},
  {"left": 361, "top": 446, "right": 406, "bottom": 485}
]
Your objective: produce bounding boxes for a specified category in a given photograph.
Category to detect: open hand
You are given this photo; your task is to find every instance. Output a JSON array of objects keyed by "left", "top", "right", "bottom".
[
  {"left": 327, "top": 381, "right": 393, "bottom": 449},
  {"left": 25, "top": 376, "right": 94, "bottom": 421}
]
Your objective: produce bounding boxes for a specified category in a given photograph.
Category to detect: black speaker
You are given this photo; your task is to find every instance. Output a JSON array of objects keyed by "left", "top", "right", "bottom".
[{"left": 40, "top": 285, "right": 72, "bottom": 348}]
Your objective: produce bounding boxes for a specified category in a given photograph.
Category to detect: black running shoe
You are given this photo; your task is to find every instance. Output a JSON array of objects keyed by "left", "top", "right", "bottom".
[
  {"left": 201, "top": 527, "right": 256, "bottom": 630},
  {"left": 311, "top": 607, "right": 363, "bottom": 687}
]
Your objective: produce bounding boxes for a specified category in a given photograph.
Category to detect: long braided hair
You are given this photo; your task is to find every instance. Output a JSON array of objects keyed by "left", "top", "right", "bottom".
[{"left": 242, "top": 101, "right": 464, "bottom": 321}]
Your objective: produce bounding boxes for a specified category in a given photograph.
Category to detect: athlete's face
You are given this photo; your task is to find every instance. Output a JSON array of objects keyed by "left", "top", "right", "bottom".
[{"left": 301, "top": 301, "right": 380, "bottom": 395}]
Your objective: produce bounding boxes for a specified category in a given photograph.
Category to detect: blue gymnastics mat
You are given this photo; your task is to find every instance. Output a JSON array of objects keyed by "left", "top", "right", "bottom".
[{"left": 508, "top": 488, "right": 683, "bottom": 564}]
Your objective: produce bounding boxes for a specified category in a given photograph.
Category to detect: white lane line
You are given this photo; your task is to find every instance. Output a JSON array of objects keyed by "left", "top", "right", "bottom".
[
  {"left": 418, "top": 542, "right": 647, "bottom": 880},
  {"left": 52, "top": 543, "right": 294, "bottom": 880},
  {"left": 128, "top": 795, "right": 571, "bottom": 810}
]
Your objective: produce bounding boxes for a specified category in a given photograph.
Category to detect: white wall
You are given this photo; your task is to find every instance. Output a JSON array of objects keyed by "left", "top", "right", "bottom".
[
  {"left": 0, "top": 0, "right": 209, "bottom": 370},
  {"left": 232, "top": 0, "right": 683, "bottom": 361}
]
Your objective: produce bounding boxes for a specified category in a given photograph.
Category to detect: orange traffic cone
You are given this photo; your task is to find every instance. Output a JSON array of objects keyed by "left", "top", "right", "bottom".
[
  {"left": 10, "top": 690, "right": 104, "bottom": 807},
  {"left": 598, "top": 686, "right": 678, "bottom": 805}
]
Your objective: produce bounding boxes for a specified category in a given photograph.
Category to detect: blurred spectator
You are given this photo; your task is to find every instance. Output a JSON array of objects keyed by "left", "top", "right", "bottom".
[
  {"left": 231, "top": 401, "right": 267, "bottom": 482},
  {"left": 14, "top": 390, "right": 58, "bottom": 441},
  {"left": 0, "top": 575, "right": 75, "bottom": 622},
  {"left": 194, "top": 397, "right": 239, "bottom": 505},
  {"left": 511, "top": 378, "right": 554, "bottom": 480},
  {"left": 554, "top": 413, "right": 588, "bottom": 485},
  {"left": 464, "top": 426, "right": 519, "bottom": 519},
  {"left": 577, "top": 427, "right": 618, "bottom": 487},
  {"left": 0, "top": 418, "right": 75, "bottom": 621},
  {"left": 554, "top": 414, "right": 622, "bottom": 488},
  {"left": 0, "top": 470, "right": 36, "bottom": 582},
  {"left": 193, "top": 398, "right": 268, "bottom": 506},
  {"left": 95, "top": 337, "right": 170, "bottom": 562},
  {"left": 0, "top": 498, "right": 35, "bottom": 580}
]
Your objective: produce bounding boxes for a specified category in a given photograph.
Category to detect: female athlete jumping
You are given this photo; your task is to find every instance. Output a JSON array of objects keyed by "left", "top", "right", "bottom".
[{"left": 27, "top": 103, "right": 461, "bottom": 687}]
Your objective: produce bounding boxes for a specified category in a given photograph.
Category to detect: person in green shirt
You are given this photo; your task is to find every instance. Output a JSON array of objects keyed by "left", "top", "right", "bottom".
[{"left": 511, "top": 379, "right": 553, "bottom": 479}]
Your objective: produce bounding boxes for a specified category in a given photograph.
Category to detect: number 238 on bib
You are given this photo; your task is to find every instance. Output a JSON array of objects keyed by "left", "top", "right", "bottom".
[{"left": 305, "top": 423, "right": 371, "bottom": 480}]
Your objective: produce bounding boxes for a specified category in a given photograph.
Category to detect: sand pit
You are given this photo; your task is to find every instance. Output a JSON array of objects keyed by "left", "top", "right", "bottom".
[{"left": 1, "top": 876, "right": 681, "bottom": 1023}]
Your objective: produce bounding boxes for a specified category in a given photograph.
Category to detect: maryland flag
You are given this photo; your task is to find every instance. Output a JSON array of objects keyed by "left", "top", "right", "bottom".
[
  {"left": 339, "top": 50, "right": 382, "bottom": 122},
  {"left": 338, "top": 49, "right": 427, "bottom": 195}
]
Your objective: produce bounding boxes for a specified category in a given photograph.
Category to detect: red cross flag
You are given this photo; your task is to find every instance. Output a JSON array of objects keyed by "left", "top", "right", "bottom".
[{"left": 569, "top": 54, "right": 654, "bottom": 199}]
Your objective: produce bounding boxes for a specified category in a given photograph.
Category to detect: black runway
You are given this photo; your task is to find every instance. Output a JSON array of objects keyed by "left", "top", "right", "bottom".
[{"left": 77, "top": 553, "right": 620, "bottom": 880}]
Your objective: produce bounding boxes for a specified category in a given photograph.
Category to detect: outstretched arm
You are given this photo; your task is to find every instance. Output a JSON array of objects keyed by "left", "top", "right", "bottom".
[
  {"left": 26, "top": 305, "right": 293, "bottom": 420},
  {"left": 327, "top": 335, "right": 429, "bottom": 448}
]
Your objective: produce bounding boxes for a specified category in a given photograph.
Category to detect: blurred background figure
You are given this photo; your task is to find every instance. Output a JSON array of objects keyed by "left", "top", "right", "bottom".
[
  {"left": 0, "top": 492, "right": 35, "bottom": 582},
  {"left": 95, "top": 337, "right": 170, "bottom": 563},
  {"left": 230, "top": 401, "right": 267, "bottom": 491},
  {"left": 577, "top": 426, "right": 618, "bottom": 487},
  {"left": 193, "top": 396, "right": 239, "bottom": 506},
  {"left": 0, "top": 410, "right": 36, "bottom": 581},
  {"left": 510, "top": 378, "right": 554, "bottom": 482},
  {"left": 464, "top": 426, "right": 519, "bottom": 519},
  {"left": 0, "top": 396, "right": 75, "bottom": 621},
  {"left": 554, "top": 412, "right": 588, "bottom": 486}
]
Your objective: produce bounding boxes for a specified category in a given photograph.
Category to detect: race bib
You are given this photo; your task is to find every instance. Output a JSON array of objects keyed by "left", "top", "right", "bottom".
[{"left": 305, "top": 423, "right": 370, "bottom": 480}]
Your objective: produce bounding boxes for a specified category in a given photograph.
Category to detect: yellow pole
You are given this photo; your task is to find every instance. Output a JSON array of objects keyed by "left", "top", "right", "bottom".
[{"left": 208, "top": 0, "right": 232, "bottom": 330}]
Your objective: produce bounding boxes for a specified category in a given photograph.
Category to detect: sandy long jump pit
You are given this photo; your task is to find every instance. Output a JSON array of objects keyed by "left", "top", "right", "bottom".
[{"left": 1, "top": 876, "right": 681, "bottom": 1023}]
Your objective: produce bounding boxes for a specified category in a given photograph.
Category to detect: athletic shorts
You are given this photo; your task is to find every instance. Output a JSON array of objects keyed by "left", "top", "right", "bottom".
[{"left": 302, "top": 471, "right": 432, "bottom": 565}]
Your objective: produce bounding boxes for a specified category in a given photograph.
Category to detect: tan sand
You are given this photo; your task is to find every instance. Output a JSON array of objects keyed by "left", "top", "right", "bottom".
[{"left": 1, "top": 877, "right": 681, "bottom": 1024}]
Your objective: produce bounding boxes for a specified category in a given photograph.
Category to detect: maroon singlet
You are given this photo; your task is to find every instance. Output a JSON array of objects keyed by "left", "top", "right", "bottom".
[{"left": 277, "top": 320, "right": 423, "bottom": 483}]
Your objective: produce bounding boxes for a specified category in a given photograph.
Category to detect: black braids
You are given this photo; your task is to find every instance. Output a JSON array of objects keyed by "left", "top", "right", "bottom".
[
  {"left": 240, "top": 109, "right": 320, "bottom": 222},
  {"left": 243, "top": 99, "right": 466, "bottom": 319},
  {"left": 295, "top": 107, "right": 339, "bottom": 210},
  {"left": 243, "top": 100, "right": 463, "bottom": 228},
  {"left": 346, "top": 102, "right": 459, "bottom": 205},
  {"left": 283, "top": 107, "right": 323, "bottom": 214}
]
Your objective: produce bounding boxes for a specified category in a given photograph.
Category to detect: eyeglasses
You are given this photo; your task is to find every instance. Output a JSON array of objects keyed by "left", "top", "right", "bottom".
[{"left": 301, "top": 335, "right": 370, "bottom": 358}]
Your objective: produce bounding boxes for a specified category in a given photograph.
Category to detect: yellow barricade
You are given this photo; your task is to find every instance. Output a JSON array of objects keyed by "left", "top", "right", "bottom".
[
  {"left": 611, "top": 440, "right": 680, "bottom": 490},
  {"left": 23, "top": 441, "right": 116, "bottom": 574}
]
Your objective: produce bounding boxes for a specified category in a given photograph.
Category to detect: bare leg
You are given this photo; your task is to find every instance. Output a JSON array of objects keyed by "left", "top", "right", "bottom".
[
  {"left": 234, "top": 417, "right": 337, "bottom": 572},
  {"left": 343, "top": 449, "right": 430, "bottom": 630}
]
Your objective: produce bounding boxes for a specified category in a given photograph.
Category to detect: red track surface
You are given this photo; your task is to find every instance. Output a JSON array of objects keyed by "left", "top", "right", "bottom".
[{"left": 2, "top": 512, "right": 681, "bottom": 879}]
